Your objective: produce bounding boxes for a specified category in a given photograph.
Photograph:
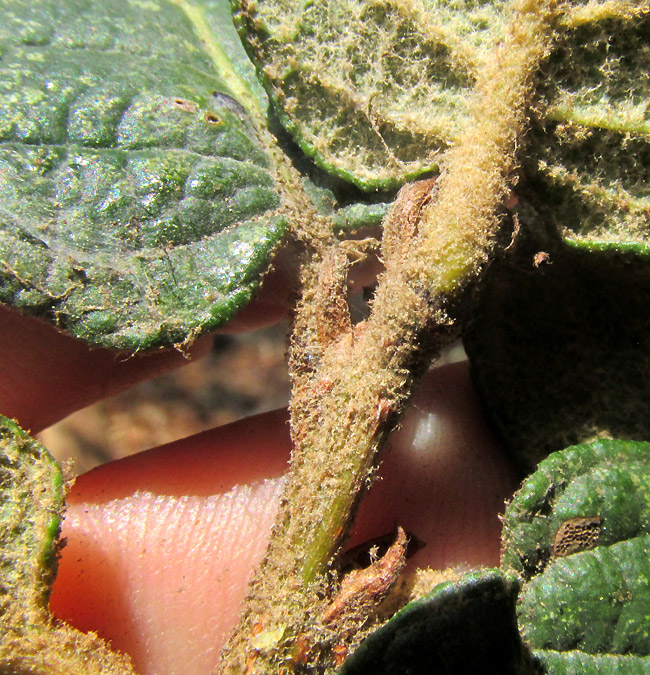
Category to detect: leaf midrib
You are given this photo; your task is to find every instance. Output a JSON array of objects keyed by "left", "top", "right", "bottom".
[{"left": 166, "top": 0, "right": 266, "bottom": 123}]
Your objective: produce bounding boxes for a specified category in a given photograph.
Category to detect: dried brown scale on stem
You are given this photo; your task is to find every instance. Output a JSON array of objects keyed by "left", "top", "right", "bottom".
[
  {"left": 381, "top": 177, "right": 438, "bottom": 263},
  {"left": 321, "top": 527, "right": 408, "bottom": 629},
  {"left": 218, "top": 1, "right": 559, "bottom": 672},
  {"left": 308, "top": 247, "right": 353, "bottom": 357}
]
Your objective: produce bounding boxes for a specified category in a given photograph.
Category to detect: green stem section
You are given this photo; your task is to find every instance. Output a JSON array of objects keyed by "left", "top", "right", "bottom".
[{"left": 218, "top": 1, "right": 558, "bottom": 672}]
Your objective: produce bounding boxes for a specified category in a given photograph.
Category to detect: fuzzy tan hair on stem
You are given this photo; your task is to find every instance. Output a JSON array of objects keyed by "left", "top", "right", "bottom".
[{"left": 217, "top": 0, "right": 561, "bottom": 672}]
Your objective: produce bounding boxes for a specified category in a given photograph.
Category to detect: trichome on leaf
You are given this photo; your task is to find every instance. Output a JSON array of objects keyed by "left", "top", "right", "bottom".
[{"left": 0, "top": 0, "right": 648, "bottom": 674}]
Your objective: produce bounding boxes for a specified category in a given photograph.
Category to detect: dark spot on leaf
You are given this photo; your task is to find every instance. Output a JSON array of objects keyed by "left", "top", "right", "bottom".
[
  {"left": 204, "top": 112, "right": 222, "bottom": 125},
  {"left": 172, "top": 98, "right": 198, "bottom": 113},
  {"left": 552, "top": 515, "right": 602, "bottom": 558}
]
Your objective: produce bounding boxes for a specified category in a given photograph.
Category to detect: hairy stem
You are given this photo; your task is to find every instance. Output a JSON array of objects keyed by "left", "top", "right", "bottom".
[{"left": 218, "top": 0, "right": 558, "bottom": 672}]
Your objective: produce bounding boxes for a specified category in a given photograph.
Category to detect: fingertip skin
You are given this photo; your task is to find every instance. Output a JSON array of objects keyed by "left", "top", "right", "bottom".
[
  {"left": 65, "top": 409, "right": 291, "bottom": 502},
  {"left": 51, "top": 411, "right": 291, "bottom": 675},
  {"left": 50, "top": 363, "right": 517, "bottom": 674},
  {"left": 350, "top": 361, "right": 519, "bottom": 570},
  {"left": 0, "top": 305, "right": 213, "bottom": 433}
]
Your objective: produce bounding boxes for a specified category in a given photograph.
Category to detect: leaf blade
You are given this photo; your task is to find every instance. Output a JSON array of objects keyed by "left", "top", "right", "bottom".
[
  {"left": 232, "top": 0, "right": 511, "bottom": 190},
  {"left": 0, "top": 416, "right": 136, "bottom": 674},
  {"left": 525, "top": 8, "right": 650, "bottom": 250},
  {"left": 338, "top": 570, "right": 532, "bottom": 675},
  {"left": 502, "top": 440, "right": 650, "bottom": 668},
  {"left": 0, "top": 0, "right": 287, "bottom": 349}
]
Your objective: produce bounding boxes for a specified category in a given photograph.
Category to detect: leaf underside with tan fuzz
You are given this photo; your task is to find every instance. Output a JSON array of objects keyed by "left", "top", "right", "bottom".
[
  {"left": 525, "top": 7, "right": 650, "bottom": 252},
  {"left": 0, "top": 0, "right": 287, "bottom": 350},
  {"left": 0, "top": 416, "right": 135, "bottom": 675},
  {"left": 233, "top": 0, "right": 647, "bottom": 207},
  {"left": 232, "top": 0, "right": 510, "bottom": 190}
]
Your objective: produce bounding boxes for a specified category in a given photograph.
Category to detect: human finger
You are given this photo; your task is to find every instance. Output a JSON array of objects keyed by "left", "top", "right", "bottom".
[
  {"left": 0, "top": 304, "right": 213, "bottom": 433},
  {"left": 49, "top": 362, "right": 518, "bottom": 674}
]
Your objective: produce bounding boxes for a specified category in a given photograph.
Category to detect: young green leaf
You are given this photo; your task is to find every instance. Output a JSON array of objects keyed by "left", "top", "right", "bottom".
[
  {"left": 0, "top": 0, "right": 287, "bottom": 350},
  {"left": 0, "top": 416, "right": 134, "bottom": 674}
]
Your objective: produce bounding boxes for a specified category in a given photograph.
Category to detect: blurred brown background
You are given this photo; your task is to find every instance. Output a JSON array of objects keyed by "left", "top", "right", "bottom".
[{"left": 39, "top": 323, "right": 291, "bottom": 475}]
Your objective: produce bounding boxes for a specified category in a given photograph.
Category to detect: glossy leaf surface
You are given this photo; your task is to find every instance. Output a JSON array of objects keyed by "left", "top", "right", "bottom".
[{"left": 0, "top": 0, "right": 287, "bottom": 349}]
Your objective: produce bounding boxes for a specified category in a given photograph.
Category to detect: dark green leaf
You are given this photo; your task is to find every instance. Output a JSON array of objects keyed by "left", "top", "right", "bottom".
[
  {"left": 0, "top": 0, "right": 287, "bottom": 350},
  {"left": 464, "top": 243, "right": 650, "bottom": 472},
  {"left": 502, "top": 439, "right": 650, "bottom": 577},
  {"left": 338, "top": 569, "right": 534, "bottom": 675},
  {"left": 501, "top": 440, "right": 650, "bottom": 669},
  {"left": 521, "top": 536, "right": 650, "bottom": 655}
]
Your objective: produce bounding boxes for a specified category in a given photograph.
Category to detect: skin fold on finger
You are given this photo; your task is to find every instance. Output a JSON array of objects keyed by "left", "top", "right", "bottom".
[
  {"left": 49, "top": 362, "right": 518, "bottom": 675},
  {"left": 0, "top": 305, "right": 213, "bottom": 434}
]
